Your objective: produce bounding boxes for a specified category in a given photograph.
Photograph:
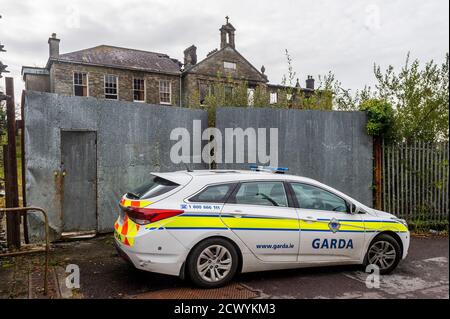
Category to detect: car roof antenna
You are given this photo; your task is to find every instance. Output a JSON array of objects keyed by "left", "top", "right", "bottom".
[{"left": 182, "top": 162, "right": 193, "bottom": 172}]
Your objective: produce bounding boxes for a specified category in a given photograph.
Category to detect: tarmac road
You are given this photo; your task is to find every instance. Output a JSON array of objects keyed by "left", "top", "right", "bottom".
[
  {"left": 48, "top": 235, "right": 448, "bottom": 299},
  {"left": 238, "top": 236, "right": 449, "bottom": 299},
  {"left": 2, "top": 235, "right": 447, "bottom": 299}
]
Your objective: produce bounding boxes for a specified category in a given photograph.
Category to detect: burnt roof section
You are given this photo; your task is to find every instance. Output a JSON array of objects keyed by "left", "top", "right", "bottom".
[{"left": 55, "top": 45, "right": 182, "bottom": 74}]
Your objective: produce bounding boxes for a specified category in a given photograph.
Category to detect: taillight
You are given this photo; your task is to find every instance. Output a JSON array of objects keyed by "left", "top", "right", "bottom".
[{"left": 123, "top": 207, "right": 184, "bottom": 225}]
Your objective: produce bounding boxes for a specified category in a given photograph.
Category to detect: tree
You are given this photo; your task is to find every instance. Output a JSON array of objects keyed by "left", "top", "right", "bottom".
[
  {"left": 1, "top": 14, "right": 9, "bottom": 142},
  {"left": 332, "top": 52, "right": 449, "bottom": 143},
  {"left": 373, "top": 53, "right": 449, "bottom": 142},
  {"left": 359, "top": 99, "right": 396, "bottom": 141}
]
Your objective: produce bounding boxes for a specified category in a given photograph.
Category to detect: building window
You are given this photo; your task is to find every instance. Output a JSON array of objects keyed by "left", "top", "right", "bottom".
[
  {"left": 270, "top": 92, "right": 278, "bottom": 104},
  {"left": 247, "top": 88, "right": 255, "bottom": 106},
  {"left": 224, "top": 61, "right": 236, "bottom": 70},
  {"left": 224, "top": 85, "right": 233, "bottom": 101},
  {"left": 159, "top": 80, "right": 172, "bottom": 104},
  {"left": 104, "top": 75, "right": 118, "bottom": 100},
  {"left": 133, "top": 78, "right": 145, "bottom": 102},
  {"left": 199, "top": 83, "right": 208, "bottom": 105},
  {"left": 73, "top": 72, "right": 88, "bottom": 96},
  {"left": 287, "top": 93, "right": 293, "bottom": 101}
]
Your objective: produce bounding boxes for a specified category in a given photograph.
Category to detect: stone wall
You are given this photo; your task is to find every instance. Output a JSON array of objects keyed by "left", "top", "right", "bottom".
[
  {"left": 50, "top": 62, "right": 181, "bottom": 106},
  {"left": 182, "top": 46, "right": 268, "bottom": 106}
]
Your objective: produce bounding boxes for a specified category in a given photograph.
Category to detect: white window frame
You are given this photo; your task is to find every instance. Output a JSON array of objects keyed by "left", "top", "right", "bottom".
[
  {"left": 159, "top": 80, "right": 172, "bottom": 105},
  {"left": 73, "top": 71, "right": 89, "bottom": 97},
  {"left": 104, "top": 74, "right": 119, "bottom": 100},
  {"left": 133, "top": 77, "right": 146, "bottom": 103},
  {"left": 247, "top": 88, "right": 255, "bottom": 106},
  {"left": 224, "top": 61, "right": 237, "bottom": 70},
  {"left": 270, "top": 92, "right": 278, "bottom": 104}
]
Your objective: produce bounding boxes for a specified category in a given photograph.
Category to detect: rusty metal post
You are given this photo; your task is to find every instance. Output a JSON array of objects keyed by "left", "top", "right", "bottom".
[
  {"left": 4, "top": 77, "right": 20, "bottom": 248},
  {"left": 374, "top": 137, "right": 383, "bottom": 210}
]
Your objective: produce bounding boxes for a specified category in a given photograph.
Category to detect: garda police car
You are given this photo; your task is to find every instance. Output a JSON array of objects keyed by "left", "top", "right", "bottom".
[{"left": 114, "top": 167, "right": 410, "bottom": 288}]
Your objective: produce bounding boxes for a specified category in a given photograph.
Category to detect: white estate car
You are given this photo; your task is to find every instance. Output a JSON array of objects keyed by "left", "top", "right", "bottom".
[{"left": 114, "top": 168, "right": 410, "bottom": 288}]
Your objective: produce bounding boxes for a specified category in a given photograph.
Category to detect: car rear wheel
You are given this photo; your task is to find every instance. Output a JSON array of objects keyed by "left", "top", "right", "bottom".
[
  {"left": 187, "top": 238, "right": 239, "bottom": 288},
  {"left": 365, "top": 234, "right": 401, "bottom": 274}
]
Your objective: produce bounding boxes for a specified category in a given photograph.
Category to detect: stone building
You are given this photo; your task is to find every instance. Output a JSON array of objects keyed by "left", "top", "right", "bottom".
[{"left": 22, "top": 19, "right": 315, "bottom": 107}]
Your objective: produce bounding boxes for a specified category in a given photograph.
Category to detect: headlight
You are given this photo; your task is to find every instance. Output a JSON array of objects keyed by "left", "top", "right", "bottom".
[{"left": 392, "top": 218, "right": 408, "bottom": 227}]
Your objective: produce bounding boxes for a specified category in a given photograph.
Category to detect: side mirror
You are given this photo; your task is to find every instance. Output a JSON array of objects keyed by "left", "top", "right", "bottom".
[{"left": 349, "top": 203, "right": 360, "bottom": 215}]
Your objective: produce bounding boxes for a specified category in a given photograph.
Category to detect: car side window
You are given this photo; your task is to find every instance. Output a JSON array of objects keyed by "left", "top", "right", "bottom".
[
  {"left": 190, "top": 184, "right": 234, "bottom": 203},
  {"left": 234, "top": 182, "right": 288, "bottom": 207},
  {"left": 291, "top": 183, "right": 348, "bottom": 213}
]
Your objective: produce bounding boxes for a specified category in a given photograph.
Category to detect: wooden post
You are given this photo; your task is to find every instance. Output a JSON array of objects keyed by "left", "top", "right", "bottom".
[
  {"left": 374, "top": 137, "right": 383, "bottom": 210},
  {"left": 20, "top": 90, "right": 29, "bottom": 243},
  {"left": 4, "top": 77, "right": 20, "bottom": 249}
]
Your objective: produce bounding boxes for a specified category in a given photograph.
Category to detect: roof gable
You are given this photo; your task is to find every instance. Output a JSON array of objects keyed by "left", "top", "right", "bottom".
[
  {"left": 56, "top": 45, "right": 181, "bottom": 74},
  {"left": 184, "top": 45, "right": 268, "bottom": 83}
]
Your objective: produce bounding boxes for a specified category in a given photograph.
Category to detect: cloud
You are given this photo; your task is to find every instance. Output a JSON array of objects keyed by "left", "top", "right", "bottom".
[{"left": 0, "top": 0, "right": 448, "bottom": 100}]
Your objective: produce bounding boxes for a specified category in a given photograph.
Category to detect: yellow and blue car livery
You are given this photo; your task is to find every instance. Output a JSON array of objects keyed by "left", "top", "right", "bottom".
[{"left": 114, "top": 169, "right": 410, "bottom": 284}]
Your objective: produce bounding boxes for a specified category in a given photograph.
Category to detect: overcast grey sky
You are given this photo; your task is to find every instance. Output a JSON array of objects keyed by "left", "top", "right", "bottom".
[{"left": 1, "top": 0, "right": 449, "bottom": 99}]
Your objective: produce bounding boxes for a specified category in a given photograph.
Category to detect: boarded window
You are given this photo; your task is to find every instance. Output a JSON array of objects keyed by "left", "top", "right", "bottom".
[
  {"left": 104, "top": 75, "right": 118, "bottom": 99},
  {"left": 159, "top": 80, "right": 172, "bottom": 104},
  {"left": 73, "top": 72, "right": 88, "bottom": 96},
  {"left": 224, "top": 61, "right": 236, "bottom": 70},
  {"left": 133, "top": 78, "right": 145, "bottom": 102}
]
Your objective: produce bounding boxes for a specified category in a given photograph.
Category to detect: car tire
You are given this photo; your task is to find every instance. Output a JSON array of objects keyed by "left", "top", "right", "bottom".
[
  {"left": 364, "top": 234, "right": 402, "bottom": 275},
  {"left": 187, "top": 238, "right": 239, "bottom": 288}
]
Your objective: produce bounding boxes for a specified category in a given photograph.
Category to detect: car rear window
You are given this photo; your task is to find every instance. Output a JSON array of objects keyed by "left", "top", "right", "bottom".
[
  {"left": 129, "top": 175, "right": 179, "bottom": 200},
  {"left": 189, "top": 184, "right": 236, "bottom": 203}
]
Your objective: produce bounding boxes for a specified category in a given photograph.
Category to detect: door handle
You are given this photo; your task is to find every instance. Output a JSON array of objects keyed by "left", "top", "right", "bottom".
[
  {"left": 303, "top": 216, "right": 317, "bottom": 223},
  {"left": 232, "top": 210, "right": 246, "bottom": 218}
]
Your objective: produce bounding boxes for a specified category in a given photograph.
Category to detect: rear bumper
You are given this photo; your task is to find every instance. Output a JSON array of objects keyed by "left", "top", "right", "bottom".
[{"left": 113, "top": 229, "right": 188, "bottom": 277}]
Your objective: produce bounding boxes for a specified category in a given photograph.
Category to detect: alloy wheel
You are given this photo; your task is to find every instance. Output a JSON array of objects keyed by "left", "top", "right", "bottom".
[
  {"left": 368, "top": 240, "right": 397, "bottom": 270},
  {"left": 196, "top": 245, "right": 232, "bottom": 282}
]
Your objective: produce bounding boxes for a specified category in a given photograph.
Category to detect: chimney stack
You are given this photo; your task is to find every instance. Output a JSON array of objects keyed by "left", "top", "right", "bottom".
[
  {"left": 184, "top": 45, "right": 197, "bottom": 68},
  {"left": 306, "top": 75, "right": 315, "bottom": 90},
  {"left": 48, "top": 33, "right": 60, "bottom": 59}
]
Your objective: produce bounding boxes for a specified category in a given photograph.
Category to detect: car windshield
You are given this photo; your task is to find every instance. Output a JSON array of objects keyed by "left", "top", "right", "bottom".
[{"left": 130, "top": 175, "right": 179, "bottom": 199}]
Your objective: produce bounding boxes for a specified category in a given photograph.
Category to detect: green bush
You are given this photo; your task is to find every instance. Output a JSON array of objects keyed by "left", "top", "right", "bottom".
[{"left": 359, "top": 99, "right": 396, "bottom": 140}]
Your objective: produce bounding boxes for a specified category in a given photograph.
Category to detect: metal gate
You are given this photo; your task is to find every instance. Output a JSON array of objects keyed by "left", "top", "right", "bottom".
[
  {"left": 382, "top": 141, "right": 449, "bottom": 221},
  {"left": 61, "top": 130, "right": 97, "bottom": 233}
]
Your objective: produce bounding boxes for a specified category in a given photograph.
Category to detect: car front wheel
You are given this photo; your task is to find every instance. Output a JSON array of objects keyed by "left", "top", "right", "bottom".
[
  {"left": 187, "top": 238, "right": 239, "bottom": 288},
  {"left": 365, "top": 234, "right": 401, "bottom": 274}
]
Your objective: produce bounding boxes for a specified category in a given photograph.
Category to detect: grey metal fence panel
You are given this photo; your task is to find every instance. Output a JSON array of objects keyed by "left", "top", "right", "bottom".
[
  {"left": 215, "top": 107, "right": 373, "bottom": 206},
  {"left": 24, "top": 91, "right": 208, "bottom": 240},
  {"left": 382, "top": 141, "right": 449, "bottom": 221}
]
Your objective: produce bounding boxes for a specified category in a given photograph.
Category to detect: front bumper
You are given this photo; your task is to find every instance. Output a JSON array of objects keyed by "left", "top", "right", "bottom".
[{"left": 400, "top": 231, "right": 411, "bottom": 259}]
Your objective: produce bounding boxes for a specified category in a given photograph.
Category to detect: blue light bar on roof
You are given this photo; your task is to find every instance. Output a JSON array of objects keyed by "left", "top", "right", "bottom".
[{"left": 249, "top": 165, "right": 289, "bottom": 173}]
